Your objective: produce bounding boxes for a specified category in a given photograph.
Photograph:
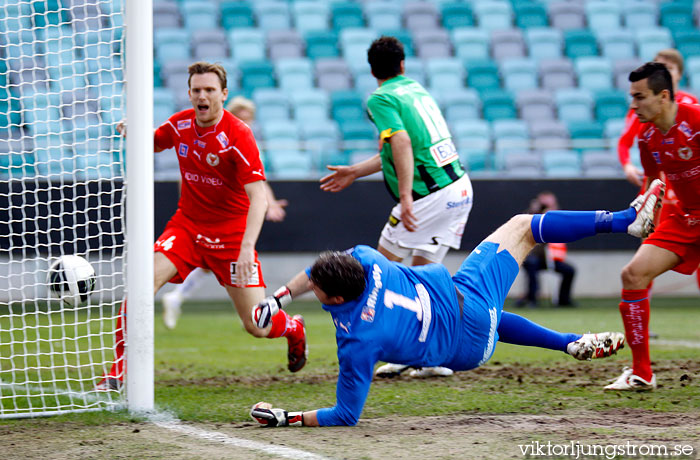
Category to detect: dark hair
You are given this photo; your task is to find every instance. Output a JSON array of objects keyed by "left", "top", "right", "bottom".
[
  {"left": 629, "top": 62, "right": 674, "bottom": 101},
  {"left": 309, "top": 251, "right": 366, "bottom": 301},
  {"left": 188, "top": 61, "right": 227, "bottom": 90},
  {"left": 367, "top": 36, "right": 405, "bottom": 80}
]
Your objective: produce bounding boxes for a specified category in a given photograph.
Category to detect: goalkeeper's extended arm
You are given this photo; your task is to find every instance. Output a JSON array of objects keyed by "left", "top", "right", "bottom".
[
  {"left": 250, "top": 402, "right": 320, "bottom": 427},
  {"left": 252, "top": 270, "right": 312, "bottom": 329}
]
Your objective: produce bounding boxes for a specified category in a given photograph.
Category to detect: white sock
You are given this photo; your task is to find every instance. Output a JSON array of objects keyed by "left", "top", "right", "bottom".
[{"left": 174, "top": 268, "right": 209, "bottom": 300}]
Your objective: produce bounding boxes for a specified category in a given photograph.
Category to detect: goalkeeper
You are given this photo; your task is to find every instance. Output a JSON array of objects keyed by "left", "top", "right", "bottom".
[{"left": 249, "top": 180, "right": 664, "bottom": 426}]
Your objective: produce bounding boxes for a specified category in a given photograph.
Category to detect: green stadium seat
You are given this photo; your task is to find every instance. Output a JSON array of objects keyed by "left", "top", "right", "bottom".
[
  {"left": 564, "top": 29, "right": 598, "bottom": 59},
  {"left": 465, "top": 59, "right": 501, "bottom": 92},
  {"left": 220, "top": 1, "right": 254, "bottom": 30},
  {"left": 568, "top": 121, "right": 606, "bottom": 152},
  {"left": 0, "top": 152, "right": 35, "bottom": 180},
  {"left": 674, "top": 30, "right": 700, "bottom": 59},
  {"left": 452, "top": 28, "right": 490, "bottom": 60},
  {"left": 305, "top": 30, "right": 339, "bottom": 60},
  {"left": 339, "top": 120, "right": 377, "bottom": 152},
  {"left": 459, "top": 149, "right": 491, "bottom": 174},
  {"left": 660, "top": 2, "right": 694, "bottom": 31},
  {"left": 30, "top": 0, "right": 69, "bottom": 27},
  {"left": 543, "top": 150, "right": 581, "bottom": 177},
  {"left": 331, "top": 90, "right": 366, "bottom": 124},
  {"left": 331, "top": 2, "right": 365, "bottom": 30},
  {"left": 181, "top": 2, "right": 218, "bottom": 32},
  {"left": 265, "top": 150, "right": 315, "bottom": 179},
  {"left": 480, "top": 90, "right": 517, "bottom": 121},
  {"left": 293, "top": 1, "right": 330, "bottom": 34},
  {"left": 441, "top": 3, "right": 474, "bottom": 30},
  {"left": 514, "top": 2, "right": 548, "bottom": 29},
  {"left": 440, "top": 88, "right": 481, "bottom": 122},
  {"left": 594, "top": 90, "right": 628, "bottom": 124},
  {"left": 239, "top": 60, "right": 276, "bottom": 96}
]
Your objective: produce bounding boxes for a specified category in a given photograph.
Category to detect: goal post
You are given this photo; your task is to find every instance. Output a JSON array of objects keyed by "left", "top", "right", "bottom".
[{"left": 0, "top": 0, "right": 154, "bottom": 418}]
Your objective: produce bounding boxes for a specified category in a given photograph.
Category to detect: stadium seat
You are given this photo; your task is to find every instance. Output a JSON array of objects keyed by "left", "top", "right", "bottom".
[
  {"left": 366, "top": 2, "right": 402, "bottom": 31},
  {"left": 413, "top": 29, "right": 452, "bottom": 59},
  {"left": 229, "top": 28, "right": 266, "bottom": 62},
  {"left": 426, "top": 58, "right": 465, "bottom": 93},
  {"left": 526, "top": 28, "right": 563, "bottom": 62},
  {"left": 239, "top": 60, "right": 276, "bottom": 95},
  {"left": 31, "top": 0, "right": 70, "bottom": 28},
  {"left": 275, "top": 58, "right": 314, "bottom": 92},
  {"left": 34, "top": 136, "right": 73, "bottom": 179},
  {"left": 261, "top": 119, "right": 300, "bottom": 148},
  {"left": 316, "top": 58, "right": 353, "bottom": 92},
  {"left": 575, "top": 57, "right": 613, "bottom": 91},
  {"left": 660, "top": 2, "right": 694, "bottom": 31},
  {"left": 440, "top": 88, "right": 481, "bottom": 122},
  {"left": 515, "top": 2, "right": 548, "bottom": 29},
  {"left": 451, "top": 119, "right": 490, "bottom": 141},
  {"left": 604, "top": 117, "right": 626, "bottom": 141},
  {"left": 594, "top": 90, "right": 629, "bottom": 124},
  {"left": 192, "top": 29, "right": 229, "bottom": 60},
  {"left": 481, "top": 90, "right": 517, "bottom": 121},
  {"left": 674, "top": 30, "right": 700, "bottom": 59},
  {"left": 181, "top": 1, "right": 218, "bottom": 32},
  {"left": 548, "top": 2, "right": 585, "bottom": 30},
  {"left": 564, "top": 29, "right": 598, "bottom": 59},
  {"left": 543, "top": 150, "right": 581, "bottom": 177},
  {"left": 465, "top": 59, "right": 501, "bottom": 93},
  {"left": 493, "top": 119, "right": 530, "bottom": 157},
  {"left": 254, "top": 1, "right": 291, "bottom": 31},
  {"left": 292, "top": 1, "right": 330, "bottom": 34},
  {"left": 568, "top": 121, "right": 606, "bottom": 152},
  {"left": 501, "top": 58, "right": 538, "bottom": 92},
  {"left": 452, "top": 28, "right": 490, "bottom": 60},
  {"left": 582, "top": 150, "right": 622, "bottom": 177},
  {"left": 585, "top": 1, "right": 621, "bottom": 31},
  {"left": 459, "top": 148, "right": 491, "bottom": 174},
  {"left": 266, "top": 150, "right": 315, "bottom": 178},
  {"left": 555, "top": 88, "right": 594, "bottom": 123},
  {"left": 613, "top": 58, "right": 643, "bottom": 90},
  {"left": 502, "top": 152, "right": 542, "bottom": 177},
  {"left": 299, "top": 119, "right": 341, "bottom": 159},
  {"left": 331, "top": 90, "right": 366, "bottom": 124},
  {"left": 290, "top": 89, "right": 330, "bottom": 121},
  {"left": 516, "top": 89, "right": 556, "bottom": 122},
  {"left": 441, "top": 3, "right": 474, "bottom": 30},
  {"left": 305, "top": 30, "right": 339, "bottom": 60},
  {"left": 267, "top": 29, "right": 305, "bottom": 60},
  {"left": 491, "top": 29, "right": 526, "bottom": 61},
  {"left": 531, "top": 120, "right": 570, "bottom": 151},
  {"left": 404, "top": 57, "right": 427, "bottom": 87},
  {"left": 596, "top": 30, "right": 635, "bottom": 60},
  {"left": 687, "top": 57, "right": 700, "bottom": 93},
  {"left": 340, "top": 28, "right": 377, "bottom": 63},
  {"left": 339, "top": 120, "right": 377, "bottom": 151},
  {"left": 331, "top": 2, "right": 365, "bottom": 30},
  {"left": 153, "top": 2, "right": 181, "bottom": 29},
  {"left": 635, "top": 28, "right": 673, "bottom": 62},
  {"left": 154, "top": 28, "right": 190, "bottom": 62},
  {"left": 623, "top": 1, "right": 657, "bottom": 30},
  {"left": 403, "top": 2, "right": 440, "bottom": 31},
  {"left": 473, "top": 1, "right": 513, "bottom": 32},
  {"left": 220, "top": 1, "right": 254, "bottom": 30}
]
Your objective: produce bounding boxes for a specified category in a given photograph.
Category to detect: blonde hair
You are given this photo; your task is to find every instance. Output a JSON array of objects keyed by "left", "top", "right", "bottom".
[
  {"left": 187, "top": 61, "right": 227, "bottom": 90},
  {"left": 654, "top": 48, "right": 685, "bottom": 75},
  {"left": 225, "top": 96, "right": 256, "bottom": 117}
]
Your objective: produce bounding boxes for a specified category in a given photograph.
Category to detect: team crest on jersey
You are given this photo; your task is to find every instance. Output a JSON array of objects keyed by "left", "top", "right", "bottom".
[
  {"left": 206, "top": 153, "right": 220, "bottom": 166},
  {"left": 679, "top": 121, "right": 692, "bottom": 138},
  {"left": 194, "top": 139, "right": 206, "bottom": 148},
  {"left": 178, "top": 143, "right": 188, "bottom": 157},
  {"left": 361, "top": 305, "right": 375, "bottom": 323},
  {"left": 177, "top": 120, "right": 191, "bottom": 130},
  {"left": 642, "top": 127, "right": 654, "bottom": 141},
  {"left": 678, "top": 147, "right": 693, "bottom": 160},
  {"left": 216, "top": 132, "right": 229, "bottom": 148},
  {"left": 652, "top": 151, "right": 661, "bottom": 164}
]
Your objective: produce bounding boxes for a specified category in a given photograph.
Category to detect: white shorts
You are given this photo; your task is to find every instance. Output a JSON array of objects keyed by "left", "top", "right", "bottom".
[{"left": 379, "top": 175, "right": 473, "bottom": 262}]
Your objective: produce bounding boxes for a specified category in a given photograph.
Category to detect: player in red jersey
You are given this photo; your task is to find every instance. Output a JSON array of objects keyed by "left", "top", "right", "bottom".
[
  {"left": 97, "top": 62, "right": 307, "bottom": 390},
  {"left": 605, "top": 62, "right": 700, "bottom": 391}
]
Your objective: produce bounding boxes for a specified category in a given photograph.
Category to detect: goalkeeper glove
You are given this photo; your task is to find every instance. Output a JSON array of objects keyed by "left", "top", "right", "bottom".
[
  {"left": 250, "top": 402, "right": 303, "bottom": 427},
  {"left": 252, "top": 286, "right": 292, "bottom": 329}
]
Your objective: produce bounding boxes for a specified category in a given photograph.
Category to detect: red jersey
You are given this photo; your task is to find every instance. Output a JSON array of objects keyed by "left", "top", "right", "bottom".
[
  {"left": 618, "top": 89, "right": 698, "bottom": 166},
  {"left": 638, "top": 103, "right": 700, "bottom": 213},
  {"left": 154, "top": 109, "right": 266, "bottom": 224}
]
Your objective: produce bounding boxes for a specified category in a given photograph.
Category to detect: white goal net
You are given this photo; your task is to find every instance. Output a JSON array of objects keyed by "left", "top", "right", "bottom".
[{"left": 0, "top": 0, "right": 126, "bottom": 418}]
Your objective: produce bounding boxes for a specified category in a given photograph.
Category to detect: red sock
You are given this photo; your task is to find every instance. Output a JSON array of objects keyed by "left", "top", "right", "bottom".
[
  {"left": 266, "top": 310, "right": 300, "bottom": 339},
  {"left": 619, "top": 289, "right": 652, "bottom": 381},
  {"left": 106, "top": 299, "right": 126, "bottom": 380}
]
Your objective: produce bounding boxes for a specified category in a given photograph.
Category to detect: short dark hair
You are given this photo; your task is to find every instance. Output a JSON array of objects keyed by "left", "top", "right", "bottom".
[
  {"left": 629, "top": 62, "right": 674, "bottom": 101},
  {"left": 367, "top": 36, "right": 405, "bottom": 80},
  {"left": 309, "top": 251, "right": 366, "bottom": 302},
  {"left": 188, "top": 61, "right": 227, "bottom": 90}
]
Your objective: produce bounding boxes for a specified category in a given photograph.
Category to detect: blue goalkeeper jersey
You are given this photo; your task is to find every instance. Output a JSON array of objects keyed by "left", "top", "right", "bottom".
[{"left": 311, "top": 245, "right": 463, "bottom": 427}]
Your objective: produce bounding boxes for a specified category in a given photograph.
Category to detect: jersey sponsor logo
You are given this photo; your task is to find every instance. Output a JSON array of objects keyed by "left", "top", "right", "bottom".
[
  {"left": 230, "top": 262, "right": 260, "bottom": 286},
  {"left": 678, "top": 146, "right": 693, "bottom": 160},
  {"left": 177, "top": 120, "right": 191, "bottom": 130},
  {"left": 194, "top": 139, "right": 206, "bottom": 148},
  {"left": 679, "top": 121, "right": 693, "bottom": 138},
  {"left": 196, "top": 233, "right": 224, "bottom": 249},
  {"left": 642, "top": 127, "right": 654, "bottom": 141},
  {"left": 666, "top": 164, "right": 700, "bottom": 182},
  {"left": 429, "top": 138, "right": 459, "bottom": 167},
  {"left": 206, "top": 152, "right": 220, "bottom": 166},
  {"left": 361, "top": 264, "right": 383, "bottom": 323},
  {"left": 662, "top": 138, "right": 674, "bottom": 144},
  {"left": 446, "top": 196, "right": 472, "bottom": 209},
  {"left": 184, "top": 171, "right": 224, "bottom": 186},
  {"left": 178, "top": 143, "right": 188, "bottom": 157},
  {"left": 651, "top": 151, "right": 661, "bottom": 164},
  {"left": 216, "top": 132, "right": 229, "bottom": 148}
]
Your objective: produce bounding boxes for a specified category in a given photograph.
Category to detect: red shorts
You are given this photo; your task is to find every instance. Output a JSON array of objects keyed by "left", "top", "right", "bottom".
[
  {"left": 154, "top": 210, "right": 265, "bottom": 288},
  {"left": 643, "top": 209, "right": 700, "bottom": 275}
]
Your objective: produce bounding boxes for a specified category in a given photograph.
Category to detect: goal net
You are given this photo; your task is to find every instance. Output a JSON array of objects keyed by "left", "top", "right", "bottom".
[{"left": 0, "top": 0, "right": 127, "bottom": 418}]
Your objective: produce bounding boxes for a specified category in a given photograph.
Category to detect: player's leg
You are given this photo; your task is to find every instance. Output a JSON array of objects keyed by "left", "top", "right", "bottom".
[
  {"left": 162, "top": 267, "right": 211, "bottom": 330},
  {"left": 605, "top": 244, "right": 679, "bottom": 391},
  {"left": 554, "top": 260, "right": 575, "bottom": 306},
  {"left": 226, "top": 285, "right": 308, "bottom": 373}
]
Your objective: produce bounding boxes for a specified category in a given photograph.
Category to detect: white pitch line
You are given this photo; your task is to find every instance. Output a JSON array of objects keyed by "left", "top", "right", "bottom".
[
  {"left": 149, "top": 413, "right": 332, "bottom": 460},
  {"left": 652, "top": 339, "right": 700, "bottom": 349}
]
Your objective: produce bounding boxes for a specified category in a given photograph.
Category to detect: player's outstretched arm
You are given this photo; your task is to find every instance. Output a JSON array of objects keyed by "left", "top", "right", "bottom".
[
  {"left": 251, "top": 402, "right": 320, "bottom": 427},
  {"left": 252, "top": 270, "right": 311, "bottom": 329},
  {"left": 319, "top": 154, "right": 382, "bottom": 192}
]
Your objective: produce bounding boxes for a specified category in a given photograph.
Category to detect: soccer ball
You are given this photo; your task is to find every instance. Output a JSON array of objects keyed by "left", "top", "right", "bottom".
[{"left": 47, "top": 255, "right": 97, "bottom": 307}]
